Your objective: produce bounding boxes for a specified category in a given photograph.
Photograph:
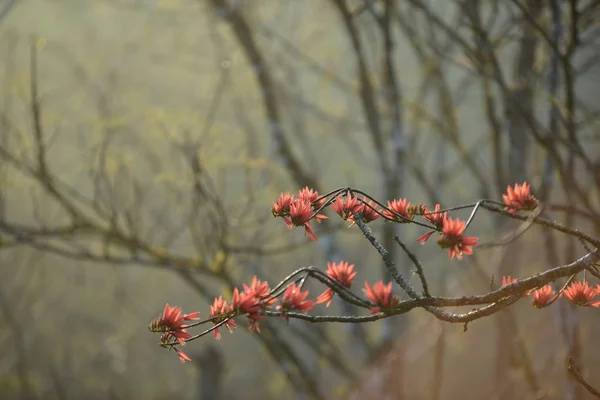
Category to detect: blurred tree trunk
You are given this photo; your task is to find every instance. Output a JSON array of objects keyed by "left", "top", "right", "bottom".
[
  {"left": 208, "top": 3, "right": 345, "bottom": 398},
  {"left": 378, "top": 0, "right": 408, "bottom": 367},
  {"left": 541, "top": 2, "right": 582, "bottom": 398},
  {"left": 494, "top": 1, "right": 541, "bottom": 398},
  {"left": 463, "top": 0, "right": 542, "bottom": 397},
  {"left": 333, "top": 0, "right": 410, "bottom": 391},
  {"left": 194, "top": 346, "right": 224, "bottom": 400},
  {"left": 0, "top": 34, "right": 33, "bottom": 400}
]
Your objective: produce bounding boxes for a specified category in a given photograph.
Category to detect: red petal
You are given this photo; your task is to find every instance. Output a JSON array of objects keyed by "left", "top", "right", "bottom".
[
  {"left": 175, "top": 348, "right": 191, "bottom": 362},
  {"left": 416, "top": 231, "right": 434, "bottom": 244},
  {"left": 305, "top": 223, "right": 318, "bottom": 241}
]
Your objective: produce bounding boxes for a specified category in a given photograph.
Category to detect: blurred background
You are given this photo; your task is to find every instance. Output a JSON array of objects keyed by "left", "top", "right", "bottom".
[{"left": 1, "top": 0, "right": 600, "bottom": 399}]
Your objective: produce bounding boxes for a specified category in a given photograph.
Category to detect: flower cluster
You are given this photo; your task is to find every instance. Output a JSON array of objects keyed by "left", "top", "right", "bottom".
[
  {"left": 149, "top": 261, "right": 408, "bottom": 362},
  {"left": 272, "top": 187, "right": 328, "bottom": 241},
  {"left": 416, "top": 204, "right": 447, "bottom": 244},
  {"left": 277, "top": 283, "right": 315, "bottom": 320},
  {"left": 148, "top": 304, "right": 200, "bottom": 362},
  {"left": 502, "top": 182, "right": 539, "bottom": 215},
  {"left": 500, "top": 276, "right": 600, "bottom": 309},
  {"left": 316, "top": 261, "right": 357, "bottom": 307},
  {"left": 209, "top": 296, "right": 237, "bottom": 340},
  {"left": 435, "top": 217, "right": 480, "bottom": 260},
  {"left": 363, "top": 281, "right": 399, "bottom": 313},
  {"left": 272, "top": 187, "right": 488, "bottom": 260},
  {"left": 151, "top": 181, "right": 570, "bottom": 364},
  {"left": 271, "top": 183, "right": 542, "bottom": 260},
  {"left": 564, "top": 281, "right": 600, "bottom": 307},
  {"left": 381, "top": 198, "right": 414, "bottom": 223}
]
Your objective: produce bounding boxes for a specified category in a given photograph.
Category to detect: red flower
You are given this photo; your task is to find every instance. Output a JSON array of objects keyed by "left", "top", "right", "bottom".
[
  {"left": 348, "top": 197, "right": 380, "bottom": 225},
  {"left": 316, "top": 261, "right": 357, "bottom": 307},
  {"left": 382, "top": 198, "right": 414, "bottom": 223},
  {"left": 298, "top": 187, "right": 328, "bottom": 222},
  {"left": 363, "top": 281, "right": 399, "bottom": 313},
  {"left": 242, "top": 276, "right": 277, "bottom": 306},
  {"left": 332, "top": 195, "right": 363, "bottom": 221},
  {"left": 277, "top": 283, "right": 314, "bottom": 318},
  {"left": 287, "top": 200, "right": 318, "bottom": 241},
  {"left": 417, "top": 204, "right": 447, "bottom": 244},
  {"left": 232, "top": 287, "right": 262, "bottom": 317},
  {"left": 532, "top": 285, "right": 557, "bottom": 308},
  {"left": 436, "top": 217, "right": 480, "bottom": 260},
  {"left": 272, "top": 192, "right": 295, "bottom": 218},
  {"left": 149, "top": 304, "right": 200, "bottom": 345},
  {"left": 564, "top": 281, "right": 600, "bottom": 307},
  {"left": 502, "top": 182, "right": 539, "bottom": 215},
  {"left": 210, "top": 296, "right": 238, "bottom": 340},
  {"left": 422, "top": 204, "right": 447, "bottom": 226},
  {"left": 298, "top": 186, "right": 326, "bottom": 208},
  {"left": 288, "top": 200, "right": 312, "bottom": 226},
  {"left": 233, "top": 277, "right": 280, "bottom": 333}
]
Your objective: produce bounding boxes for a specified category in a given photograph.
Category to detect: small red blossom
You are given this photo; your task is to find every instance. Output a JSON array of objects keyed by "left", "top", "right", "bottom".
[
  {"left": 272, "top": 192, "right": 295, "bottom": 218},
  {"left": 232, "top": 277, "right": 278, "bottom": 333},
  {"left": 316, "top": 291, "right": 333, "bottom": 307},
  {"left": 436, "top": 217, "right": 480, "bottom": 260},
  {"left": 348, "top": 197, "right": 380, "bottom": 225},
  {"left": 332, "top": 195, "right": 363, "bottom": 221},
  {"left": 363, "top": 281, "right": 399, "bottom": 313},
  {"left": 277, "top": 283, "right": 315, "bottom": 318},
  {"left": 417, "top": 204, "right": 448, "bottom": 244},
  {"left": 298, "top": 186, "right": 326, "bottom": 208},
  {"left": 232, "top": 287, "right": 263, "bottom": 316},
  {"left": 149, "top": 304, "right": 200, "bottom": 345},
  {"left": 382, "top": 198, "right": 414, "bottom": 223},
  {"left": 532, "top": 285, "right": 557, "bottom": 308},
  {"left": 210, "top": 296, "right": 238, "bottom": 340},
  {"left": 242, "top": 276, "right": 277, "bottom": 306},
  {"left": 231, "top": 288, "right": 265, "bottom": 332},
  {"left": 288, "top": 200, "right": 312, "bottom": 227},
  {"left": 288, "top": 200, "right": 318, "bottom": 241},
  {"left": 502, "top": 182, "right": 539, "bottom": 215},
  {"left": 316, "top": 261, "right": 357, "bottom": 307},
  {"left": 564, "top": 281, "right": 600, "bottom": 307},
  {"left": 423, "top": 204, "right": 447, "bottom": 227},
  {"left": 298, "top": 187, "right": 328, "bottom": 222}
]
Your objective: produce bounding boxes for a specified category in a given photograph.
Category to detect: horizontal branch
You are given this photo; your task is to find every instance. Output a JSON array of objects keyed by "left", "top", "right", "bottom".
[{"left": 265, "top": 249, "right": 599, "bottom": 325}]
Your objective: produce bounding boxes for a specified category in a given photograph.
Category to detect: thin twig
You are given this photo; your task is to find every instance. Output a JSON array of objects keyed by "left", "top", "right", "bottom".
[
  {"left": 393, "top": 235, "right": 431, "bottom": 297},
  {"left": 567, "top": 357, "right": 600, "bottom": 398}
]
